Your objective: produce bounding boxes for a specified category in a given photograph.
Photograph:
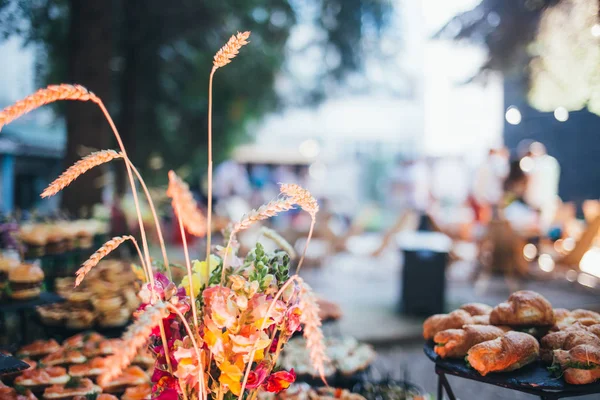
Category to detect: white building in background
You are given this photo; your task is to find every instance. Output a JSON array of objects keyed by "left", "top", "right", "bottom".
[{"left": 253, "top": 0, "right": 503, "bottom": 209}]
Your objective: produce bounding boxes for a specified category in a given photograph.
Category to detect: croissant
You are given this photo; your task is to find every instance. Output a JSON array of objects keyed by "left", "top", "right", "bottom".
[
  {"left": 466, "top": 331, "right": 539, "bottom": 376},
  {"left": 541, "top": 329, "right": 600, "bottom": 363},
  {"left": 423, "top": 309, "right": 473, "bottom": 340},
  {"left": 489, "top": 290, "right": 554, "bottom": 327},
  {"left": 471, "top": 315, "right": 490, "bottom": 325},
  {"left": 459, "top": 303, "right": 493, "bottom": 316},
  {"left": 552, "top": 344, "right": 600, "bottom": 384},
  {"left": 434, "top": 324, "right": 508, "bottom": 358}
]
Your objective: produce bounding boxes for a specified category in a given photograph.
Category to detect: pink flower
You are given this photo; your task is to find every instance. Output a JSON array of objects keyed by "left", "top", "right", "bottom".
[
  {"left": 203, "top": 286, "right": 238, "bottom": 329},
  {"left": 245, "top": 363, "right": 269, "bottom": 389},
  {"left": 264, "top": 369, "right": 296, "bottom": 393},
  {"left": 154, "top": 388, "right": 179, "bottom": 400},
  {"left": 285, "top": 306, "right": 302, "bottom": 334}
]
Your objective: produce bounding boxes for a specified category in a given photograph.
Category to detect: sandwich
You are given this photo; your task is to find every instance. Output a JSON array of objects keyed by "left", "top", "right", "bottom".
[
  {"left": 423, "top": 309, "right": 473, "bottom": 340},
  {"left": 122, "top": 383, "right": 152, "bottom": 400},
  {"left": 19, "top": 224, "right": 48, "bottom": 258},
  {"left": 40, "top": 350, "right": 86, "bottom": 367},
  {"left": 434, "top": 324, "right": 509, "bottom": 359},
  {"left": 0, "top": 258, "right": 19, "bottom": 294},
  {"left": 62, "top": 332, "right": 105, "bottom": 350},
  {"left": 9, "top": 263, "right": 44, "bottom": 300},
  {"left": 0, "top": 379, "right": 37, "bottom": 400},
  {"left": 65, "top": 310, "right": 95, "bottom": 330},
  {"left": 17, "top": 340, "right": 61, "bottom": 360},
  {"left": 82, "top": 339, "right": 122, "bottom": 358},
  {"left": 14, "top": 366, "right": 70, "bottom": 393},
  {"left": 466, "top": 331, "right": 539, "bottom": 376},
  {"left": 68, "top": 357, "right": 107, "bottom": 379},
  {"left": 541, "top": 329, "right": 600, "bottom": 363},
  {"left": 489, "top": 290, "right": 554, "bottom": 327},
  {"left": 552, "top": 344, "right": 600, "bottom": 384},
  {"left": 42, "top": 378, "right": 102, "bottom": 399},
  {"left": 98, "top": 366, "right": 149, "bottom": 394}
]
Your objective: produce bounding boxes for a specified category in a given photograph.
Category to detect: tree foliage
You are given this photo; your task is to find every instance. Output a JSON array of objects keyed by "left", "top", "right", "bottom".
[{"left": 0, "top": 0, "right": 392, "bottom": 193}]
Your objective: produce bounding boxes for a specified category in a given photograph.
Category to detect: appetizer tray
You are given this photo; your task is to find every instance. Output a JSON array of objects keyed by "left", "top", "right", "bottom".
[{"left": 424, "top": 342, "right": 600, "bottom": 398}]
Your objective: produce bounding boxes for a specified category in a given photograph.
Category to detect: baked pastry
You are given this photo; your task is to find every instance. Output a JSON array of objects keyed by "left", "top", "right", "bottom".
[
  {"left": 553, "top": 344, "right": 600, "bottom": 384},
  {"left": 43, "top": 378, "right": 101, "bottom": 399},
  {"left": 121, "top": 383, "right": 152, "bottom": 400},
  {"left": 19, "top": 224, "right": 48, "bottom": 258},
  {"left": 98, "top": 366, "right": 148, "bottom": 393},
  {"left": 91, "top": 295, "right": 122, "bottom": 312},
  {"left": 36, "top": 305, "right": 67, "bottom": 327},
  {"left": 98, "top": 308, "right": 130, "bottom": 327},
  {"left": 459, "top": 303, "right": 493, "bottom": 316},
  {"left": 9, "top": 263, "right": 44, "bottom": 300},
  {"left": 466, "top": 331, "right": 539, "bottom": 376},
  {"left": 14, "top": 366, "right": 70, "bottom": 392},
  {"left": 423, "top": 310, "right": 473, "bottom": 340},
  {"left": 68, "top": 357, "right": 107, "bottom": 378},
  {"left": 434, "top": 324, "right": 508, "bottom": 358},
  {"left": 471, "top": 315, "right": 490, "bottom": 325},
  {"left": 17, "top": 340, "right": 61, "bottom": 359},
  {"left": 489, "top": 290, "right": 554, "bottom": 327},
  {"left": 0, "top": 379, "right": 37, "bottom": 399},
  {"left": 40, "top": 350, "right": 86, "bottom": 367}
]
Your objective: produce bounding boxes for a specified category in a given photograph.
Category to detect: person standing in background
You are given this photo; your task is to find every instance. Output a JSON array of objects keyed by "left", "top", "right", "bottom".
[
  {"left": 523, "top": 142, "right": 560, "bottom": 233},
  {"left": 471, "top": 148, "right": 509, "bottom": 223}
]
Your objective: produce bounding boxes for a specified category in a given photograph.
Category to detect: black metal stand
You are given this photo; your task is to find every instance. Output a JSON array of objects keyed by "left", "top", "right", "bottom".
[{"left": 425, "top": 342, "right": 600, "bottom": 399}]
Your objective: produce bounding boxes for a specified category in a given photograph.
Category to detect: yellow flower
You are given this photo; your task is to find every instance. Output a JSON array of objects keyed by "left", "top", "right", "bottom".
[
  {"left": 180, "top": 255, "right": 220, "bottom": 297},
  {"left": 219, "top": 359, "right": 244, "bottom": 396}
]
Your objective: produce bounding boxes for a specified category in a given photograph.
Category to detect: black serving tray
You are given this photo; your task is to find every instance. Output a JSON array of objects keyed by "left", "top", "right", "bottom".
[
  {"left": 424, "top": 341, "right": 600, "bottom": 394},
  {"left": 0, "top": 354, "right": 30, "bottom": 376}
]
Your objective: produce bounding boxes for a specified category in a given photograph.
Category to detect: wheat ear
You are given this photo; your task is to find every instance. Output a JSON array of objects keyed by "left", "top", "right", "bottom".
[
  {"left": 167, "top": 170, "right": 207, "bottom": 237},
  {"left": 298, "top": 279, "right": 329, "bottom": 383},
  {"left": 279, "top": 183, "right": 319, "bottom": 273},
  {"left": 97, "top": 302, "right": 168, "bottom": 386},
  {"left": 220, "top": 197, "right": 297, "bottom": 283},
  {"left": 260, "top": 227, "right": 297, "bottom": 259},
  {"left": 213, "top": 31, "right": 251, "bottom": 69},
  {"left": 0, "top": 84, "right": 95, "bottom": 131},
  {"left": 41, "top": 150, "right": 123, "bottom": 198},
  {"left": 75, "top": 235, "right": 141, "bottom": 286}
]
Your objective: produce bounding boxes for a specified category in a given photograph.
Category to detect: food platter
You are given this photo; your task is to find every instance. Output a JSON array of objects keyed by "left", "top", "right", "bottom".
[{"left": 424, "top": 341, "right": 600, "bottom": 398}]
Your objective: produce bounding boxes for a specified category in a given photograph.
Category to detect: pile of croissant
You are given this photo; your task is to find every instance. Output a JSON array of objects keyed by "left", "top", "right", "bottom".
[{"left": 423, "top": 290, "right": 600, "bottom": 385}]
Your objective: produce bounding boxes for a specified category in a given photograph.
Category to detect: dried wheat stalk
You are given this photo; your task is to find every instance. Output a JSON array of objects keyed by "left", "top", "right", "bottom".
[
  {"left": 167, "top": 170, "right": 207, "bottom": 237},
  {"left": 298, "top": 278, "right": 329, "bottom": 383},
  {"left": 0, "top": 84, "right": 95, "bottom": 131},
  {"left": 279, "top": 183, "right": 319, "bottom": 217},
  {"left": 41, "top": 150, "right": 123, "bottom": 198},
  {"left": 75, "top": 235, "right": 134, "bottom": 286},
  {"left": 233, "top": 198, "right": 296, "bottom": 233},
  {"left": 97, "top": 302, "right": 168, "bottom": 386},
  {"left": 260, "top": 226, "right": 297, "bottom": 259},
  {"left": 213, "top": 31, "right": 251, "bottom": 69}
]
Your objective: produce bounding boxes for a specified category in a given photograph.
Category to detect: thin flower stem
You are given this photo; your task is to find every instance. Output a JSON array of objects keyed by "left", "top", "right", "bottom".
[
  {"left": 175, "top": 202, "right": 199, "bottom": 329},
  {"left": 220, "top": 231, "right": 236, "bottom": 284},
  {"left": 238, "top": 276, "right": 300, "bottom": 399},
  {"left": 129, "top": 236, "right": 150, "bottom": 283},
  {"left": 92, "top": 99, "right": 154, "bottom": 287},
  {"left": 158, "top": 323, "right": 174, "bottom": 375},
  {"left": 127, "top": 159, "right": 171, "bottom": 279},
  {"left": 296, "top": 219, "right": 315, "bottom": 274},
  {"left": 206, "top": 67, "right": 216, "bottom": 267},
  {"left": 167, "top": 303, "right": 207, "bottom": 400}
]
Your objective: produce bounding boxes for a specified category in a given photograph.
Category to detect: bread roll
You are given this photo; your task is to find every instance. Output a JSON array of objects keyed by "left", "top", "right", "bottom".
[{"left": 423, "top": 310, "right": 473, "bottom": 340}]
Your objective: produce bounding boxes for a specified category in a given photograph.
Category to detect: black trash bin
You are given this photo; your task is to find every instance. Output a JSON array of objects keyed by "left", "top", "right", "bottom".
[{"left": 398, "top": 231, "right": 451, "bottom": 316}]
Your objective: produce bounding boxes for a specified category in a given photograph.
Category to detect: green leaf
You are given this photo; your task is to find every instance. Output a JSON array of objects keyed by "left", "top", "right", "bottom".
[{"left": 65, "top": 376, "right": 82, "bottom": 388}]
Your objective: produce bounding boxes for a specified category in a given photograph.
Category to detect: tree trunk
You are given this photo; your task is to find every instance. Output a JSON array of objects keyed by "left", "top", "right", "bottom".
[{"left": 61, "top": 0, "right": 113, "bottom": 215}]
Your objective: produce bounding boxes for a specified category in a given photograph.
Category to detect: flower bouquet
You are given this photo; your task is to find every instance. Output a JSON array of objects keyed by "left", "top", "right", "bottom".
[{"left": 0, "top": 31, "right": 328, "bottom": 400}]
